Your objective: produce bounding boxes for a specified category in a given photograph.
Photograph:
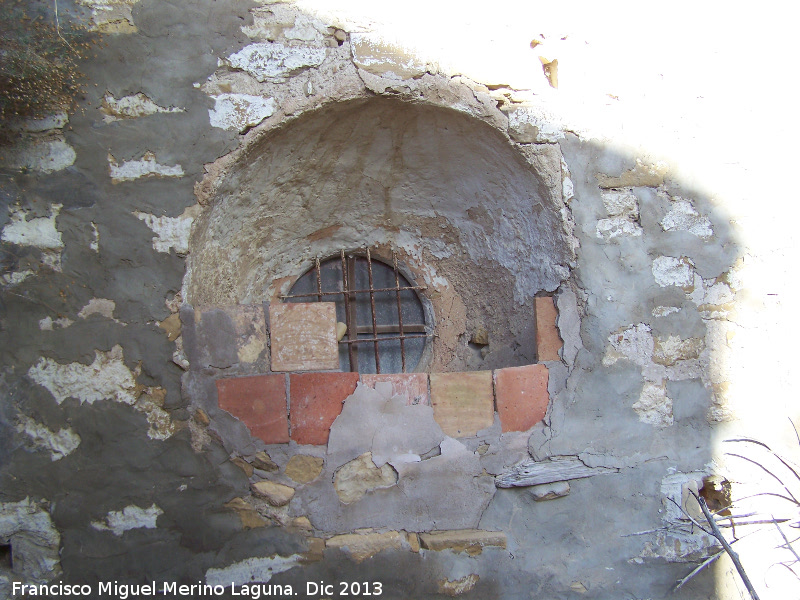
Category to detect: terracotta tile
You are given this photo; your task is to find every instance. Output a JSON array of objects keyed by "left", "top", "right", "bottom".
[
  {"left": 535, "top": 296, "right": 562, "bottom": 361},
  {"left": 429, "top": 371, "right": 494, "bottom": 437},
  {"left": 494, "top": 364, "right": 549, "bottom": 432},
  {"left": 290, "top": 372, "right": 359, "bottom": 445},
  {"left": 360, "top": 373, "right": 429, "bottom": 406},
  {"left": 269, "top": 302, "right": 339, "bottom": 372},
  {"left": 216, "top": 374, "right": 289, "bottom": 444}
]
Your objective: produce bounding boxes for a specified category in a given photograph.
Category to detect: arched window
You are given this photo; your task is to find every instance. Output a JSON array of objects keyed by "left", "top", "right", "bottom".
[{"left": 283, "top": 249, "right": 431, "bottom": 374}]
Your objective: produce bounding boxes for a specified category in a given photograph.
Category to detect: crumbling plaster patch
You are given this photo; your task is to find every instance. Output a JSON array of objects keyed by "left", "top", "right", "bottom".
[
  {"left": 91, "top": 504, "right": 164, "bottom": 536},
  {"left": 0, "top": 498, "right": 61, "bottom": 582},
  {"left": 108, "top": 152, "right": 184, "bottom": 183},
  {"left": 78, "top": 0, "right": 140, "bottom": 33},
  {"left": 1, "top": 203, "right": 63, "bottom": 251},
  {"left": 15, "top": 415, "right": 81, "bottom": 461},
  {"left": 208, "top": 94, "right": 276, "bottom": 132},
  {"left": 205, "top": 555, "right": 302, "bottom": 587},
  {"left": 134, "top": 205, "right": 201, "bottom": 255},
  {"left": 100, "top": 92, "right": 184, "bottom": 122},
  {"left": 224, "top": 43, "right": 327, "bottom": 83}
]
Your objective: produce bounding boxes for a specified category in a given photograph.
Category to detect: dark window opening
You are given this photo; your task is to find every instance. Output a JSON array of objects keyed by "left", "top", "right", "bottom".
[
  {"left": 0, "top": 544, "right": 12, "bottom": 570},
  {"left": 283, "top": 249, "right": 431, "bottom": 374}
]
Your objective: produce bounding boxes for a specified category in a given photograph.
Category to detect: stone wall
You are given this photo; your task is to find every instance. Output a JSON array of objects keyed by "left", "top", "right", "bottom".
[{"left": 1, "top": 1, "right": 797, "bottom": 599}]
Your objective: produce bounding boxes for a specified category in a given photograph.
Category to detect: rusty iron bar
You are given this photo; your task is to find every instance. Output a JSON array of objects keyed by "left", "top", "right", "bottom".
[
  {"left": 279, "top": 284, "right": 426, "bottom": 300},
  {"left": 338, "top": 333, "right": 431, "bottom": 345},
  {"left": 355, "top": 324, "right": 425, "bottom": 334},
  {"left": 314, "top": 256, "right": 323, "bottom": 302},
  {"left": 340, "top": 250, "right": 358, "bottom": 372},
  {"left": 366, "top": 248, "right": 381, "bottom": 373},
  {"left": 393, "top": 252, "right": 407, "bottom": 372}
]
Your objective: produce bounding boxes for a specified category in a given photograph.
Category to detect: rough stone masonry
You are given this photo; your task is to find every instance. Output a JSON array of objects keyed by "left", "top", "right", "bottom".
[{"left": 1, "top": 1, "right": 795, "bottom": 599}]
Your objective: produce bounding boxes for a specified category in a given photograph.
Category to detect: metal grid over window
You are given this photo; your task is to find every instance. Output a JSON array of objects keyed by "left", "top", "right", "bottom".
[{"left": 282, "top": 249, "right": 431, "bottom": 374}]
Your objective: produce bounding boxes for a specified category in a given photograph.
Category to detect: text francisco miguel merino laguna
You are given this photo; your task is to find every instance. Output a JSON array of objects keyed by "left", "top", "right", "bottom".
[{"left": 10, "top": 580, "right": 328, "bottom": 598}]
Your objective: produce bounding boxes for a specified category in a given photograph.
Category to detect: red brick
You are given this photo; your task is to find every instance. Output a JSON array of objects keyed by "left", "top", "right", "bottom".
[
  {"left": 494, "top": 364, "right": 549, "bottom": 432},
  {"left": 269, "top": 302, "right": 339, "bottom": 372},
  {"left": 216, "top": 374, "right": 289, "bottom": 444},
  {"left": 290, "top": 372, "right": 359, "bottom": 445},
  {"left": 429, "top": 372, "right": 494, "bottom": 437},
  {"left": 535, "top": 296, "right": 562, "bottom": 362},
  {"left": 360, "top": 373, "right": 429, "bottom": 406}
]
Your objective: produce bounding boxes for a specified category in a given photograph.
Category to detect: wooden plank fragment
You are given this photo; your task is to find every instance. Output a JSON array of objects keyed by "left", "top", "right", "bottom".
[{"left": 495, "top": 456, "right": 618, "bottom": 488}]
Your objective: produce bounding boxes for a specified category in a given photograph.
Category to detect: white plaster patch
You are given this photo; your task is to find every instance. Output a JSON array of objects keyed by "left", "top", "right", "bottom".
[
  {"left": 601, "top": 190, "right": 639, "bottom": 219},
  {"left": 208, "top": 94, "right": 276, "bottom": 132},
  {"left": 134, "top": 391, "right": 175, "bottom": 441},
  {"left": 39, "top": 316, "right": 74, "bottom": 330},
  {"left": 1, "top": 204, "right": 63, "bottom": 250},
  {"left": 205, "top": 555, "right": 302, "bottom": 587},
  {"left": 652, "top": 255, "right": 695, "bottom": 288},
  {"left": 90, "top": 222, "right": 100, "bottom": 252},
  {"left": 27, "top": 345, "right": 137, "bottom": 405},
  {"left": 0, "top": 498, "right": 61, "bottom": 581},
  {"left": 225, "top": 43, "right": 326, "bottom": 82},
  {"left": 507, "top": 104, "right": 566, "bottom": 143},
  {"left": 108, "top": 152, "right": 184, "bottom": 183},
  {"left": 350, "top": 33, "right": 428, "bottom": 81},
  {"left": 596, "top": 217, "right": 642, "bottom": 240},
  {"left": 602, "top": 323, "right": 653, "bottom": 368},
  {"left": 100, "top": 92, "right": 184, "bottom": 123},
  {"left": 652, "top": 306, "right": 680, "bottom": 318},
  {"left": 632, "top": 382, "right": 673, "bottom": 427},
  {"left": 91, "top": 504, "right": 163, "bottom": 536},
  {"left": 660, "top": 199, "right": 713, "bottom": 240},
  {"left": 78, "top": 298, "right": 117, "bottom": 320},
  {"left": 134, "top": 205, "right": 200, "bottom": 255},
  {"left": 5, "top": 139, "right": 76, "bottom": 174},
  {"left": 77, "top": 0, "right": 139, "bottom": 33},
  {"left": 16, "top": 415, "right": 81, "bottom": 461},
  {"left": 2, "top": 270, "right": 34, "bottom": 286}
]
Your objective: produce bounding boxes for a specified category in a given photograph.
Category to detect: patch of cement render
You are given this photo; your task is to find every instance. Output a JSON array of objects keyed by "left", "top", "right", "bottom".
[
  {"left": 0, "top": 498, "right": 61, "bottom": 582},
  {"left": 298, "top": 384, "right": 494, "bottom": 533},
  {"left": 91, "top": 504, "right": 164, "bottom": 536},
  {"left": 27, "top": 345, "right": 137, "bottom": 405},
  {"left": 108, "top": 152, "right": 184, "bottom": 183},
  {"left": 15, "top": 415, "right": 80, "bottom": 461},
  {"left": 205, "top": 554, "right": 302, "bottom": 587}
]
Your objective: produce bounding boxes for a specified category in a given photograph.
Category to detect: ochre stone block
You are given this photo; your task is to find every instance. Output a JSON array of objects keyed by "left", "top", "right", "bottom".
[
  {"left": 269, "top": 302, "right": 339, "bottom": 372},
  {"left": 429, "top": 371, "right": 494, "bottom": 437},
  {"left": 494, "top": 364, "right": 550, "bottom": 432},
  {"left": 419, "top": 529, "right": 507, "bottom": 555},
  {"left": 289, "top": 372, "right": 359, "bottom": 445},
  {"left": 535, "top": 296, "right": 562, "bottom": 361},
  {"left": 216, "top": 374, "right": 289, "bottom": 444},
  {"left": 360, "top": 373, "right": 429, "bottom": 406}
]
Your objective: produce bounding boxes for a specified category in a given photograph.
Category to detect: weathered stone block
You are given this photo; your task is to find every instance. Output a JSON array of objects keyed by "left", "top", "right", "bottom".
[
  {"left": 289, "top": 372, "right": 359, "bottom": 445},
  {"left": 269, "top": 302, "right": 339, "bottom": 372},
  {"left": 251, "top": 480, "right": 295, "bottom": 506},
  {"left": 360, "top": 373, "right": 429, "bottom": 406},
  {"left": 419, "top": 529, "right": 506, "bottom": 555},
  {"left": 285, "top": 454, "right": 324, "bottom": 483},
  {"left": 535, "top": 296, "right": 562, "bottom": 362},
  {"left": 216, "top": 374, "right": 289, "bottom": 444},
  {"left": 326, "top": 531, "right": 405, "bottom": 563},
  {"left": 494, "top": 364, "right": 549, "bottom": 432},
  {"left": 429, "top": 372, "right": 494, "bottom": 437}
]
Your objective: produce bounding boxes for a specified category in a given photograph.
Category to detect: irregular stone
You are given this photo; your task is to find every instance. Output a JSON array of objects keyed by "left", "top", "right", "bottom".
[
  {"left": 438, "top": 574, "right": 479, "bottom": 596},
  {"left": 660, "top": 199, "right": 713, "bottom": 240},
  {"left": 285, "top": 454, "right": 324, "bottom": 484},
  {"left": 15, "top": 416, "right": 80, "bottom": 461},
  {"left": 251, "top": 451, "right": 279, "bottom": 472},
  {"left": 225, "top": 43, "right": 326, "bottom": 83},
  {"left": 601, "top": 189, "right": 639, "bottom": 218},
  {"left": 632, "top": 382, "right": 673, "bottom": 427},
  {"left": 596, "top": 159, "right": 668, "bottom": 188},
  {"left": 27, "top": 345, "right": 137, "bottom": 405},
  {"left": 91, "top": 504, "right": 163, "bottom": 536},
  {"left": 291, "top": 516, "right": 312, "bottom": 533},
  {"left": 334, "top": 452, "right": 398, "bottom": 504},
  {"left": 134, "top": 386, "right": 175, "bottom": 440},
  {"left": 652, "top": 335, "right": 704, "bottom": 366},
  {"left": 470, "top": 325, "right": 489, "bottom": 346},
  {"left": 325, "top": 531, "right": 405, "bottom": 563},
  {"left": 100, "top": 92, "right": 184, "bottom": 122},
  {"left": 208, "top": 93, "right": 276, "bottom": 132},
  {"left": 134, "top": 204, "right": 200, "bottom": 255},
  {"left": 596, "top": 217, "right": 643, "bottom": 240},
  {"left": 507, "top": 104, "right": 565, "bottom": 143},
  {"left": 223, "top": 498, "right": 268, "bottom": 529},
  {"left": 77, "top": 0, "right": 139, "bottom": 33},
  {"left": 269, "top": 302, "right": 339, "bottom": 372},
  {"left": 252, "top": 481, "right": 295, "bottom": 506},
  {"left": 0, "top": 498, "right": 61, "bottom": 582},
  {"left": 231, "top": 457, "right": 254, "bottom": 477},
  {"left": 351, "top": 33, "right": 428, "bottom": 80},
  {"left": 109, "top": 151, "right": 184, "bottom": 183},
  {"left": 407, "top": 532, "right": 420, "bottom": 552},
  {"left": 652, "top": 256, "right": 695, "bottom": 288},
  {"left": 159, "top": 313, "right": 182, "bottom": 341},
  {"left": 602, "top": 323, "right": 653, "bottom": 368},
  {"left": 429, "top": 372, "right": 494, "bottom": 437},
  {"left": 205, "top": 554, "right": 302, "bottom": 587},
  {"left": 419, "top": 530, "right": 506, "bottom": 555},
  {"left": 529, "top": 480, "right": 570, "bottom": 501}
]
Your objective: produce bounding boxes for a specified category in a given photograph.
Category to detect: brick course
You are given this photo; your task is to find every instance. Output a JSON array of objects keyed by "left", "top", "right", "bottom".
[
  {"left": 290, "top": 372, "right": 359, "bottom": 445},
  {"left": 216, "top": 374, "right": 289, "bottom": 444}
]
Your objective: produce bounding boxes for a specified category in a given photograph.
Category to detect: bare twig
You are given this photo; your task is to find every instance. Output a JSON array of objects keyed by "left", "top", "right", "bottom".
[
  {"left": 773, "top": 517, "right": 800, "bottom": 565},
  {"left": 667, "top": 496, "right": 712, "bottom": 536},
  {"left": 691, "top": 491, "right": 760, "bottom": 600},
  {"left": 53, "top": 0, "right": 75, "bottom": 50},
  {"left": 725, "top": 452, "right": 799, "bottom": 505},
  {"left": 674, "top": 549, "right": 727, "bottom": 592}
]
